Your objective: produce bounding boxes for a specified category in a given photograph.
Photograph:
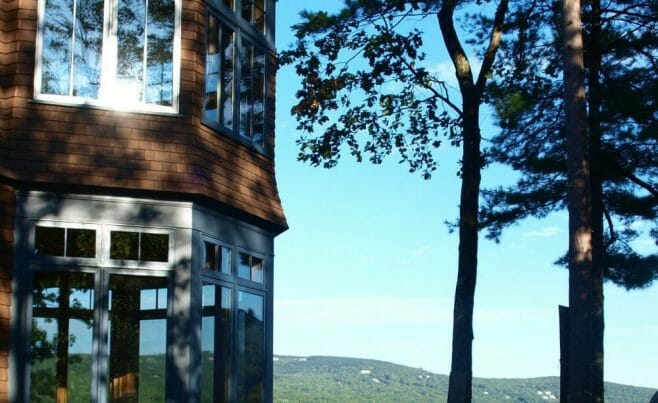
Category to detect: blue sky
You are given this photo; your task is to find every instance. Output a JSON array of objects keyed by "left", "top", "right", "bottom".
[{"left": 272, "top": 0, "right": 658, "bottom": 389}]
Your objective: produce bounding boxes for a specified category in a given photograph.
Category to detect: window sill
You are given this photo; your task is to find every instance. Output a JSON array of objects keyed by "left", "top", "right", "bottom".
[
  {"left": 201, "top": 118, "right": 272, "bottom": 158},
  {"left": 30, "top": 96, "right": 183, "bottom": 118}
]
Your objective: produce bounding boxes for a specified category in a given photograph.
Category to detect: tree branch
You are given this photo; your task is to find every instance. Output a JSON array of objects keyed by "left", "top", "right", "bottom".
[
  {"left": 438, "top": 1, "right": 474, "bottom": 95},
  {"left": 475, "top": 0, "right": 510, "bottom": 95},
  {"left": 607, "top": 159, "right": 658, "bottom": 199}
]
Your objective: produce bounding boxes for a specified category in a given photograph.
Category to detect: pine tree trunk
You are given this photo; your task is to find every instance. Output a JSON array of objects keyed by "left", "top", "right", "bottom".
[
  {"left": 562, "top": 0, "right": 600, "bottom": 401},
  {"left": 585, "top": 0, "right": 605, "bottom": 400},
  {"left": 447, "top": 98, "right": 481, "bottom": 403}
]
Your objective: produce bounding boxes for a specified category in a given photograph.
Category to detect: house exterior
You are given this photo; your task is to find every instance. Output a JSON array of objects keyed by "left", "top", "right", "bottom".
[{"left": 0, "top": 0, "right": 286, "bottom": 401}]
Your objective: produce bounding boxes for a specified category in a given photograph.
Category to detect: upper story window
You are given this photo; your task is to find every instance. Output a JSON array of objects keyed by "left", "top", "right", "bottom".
[
  {"left": 35, "top": 0, "right": 179, "bottom": 112},
  {"left": 220, "top": 0, "right": 267, "bottom": 34},
  {"left": 204, "top": 1, "right": 271, "bottom": 151},
  {"left": 241, "top": 0, "right": 266, "bottom": 33}
]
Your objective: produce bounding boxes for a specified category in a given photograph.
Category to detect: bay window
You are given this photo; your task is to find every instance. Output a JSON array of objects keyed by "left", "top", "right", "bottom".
[{"left": 36, "top": 0, "right": 179, "bottom": 111}]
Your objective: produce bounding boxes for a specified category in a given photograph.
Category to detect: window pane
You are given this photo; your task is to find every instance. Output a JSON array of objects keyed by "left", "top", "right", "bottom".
[
  {"left": 145, "top": 0, "right": 175, "bottom": 105},
  {"left": 237, "top": 252, "right": 250, "bottom": 280},
  {"left": 117, "top": 0, "right": 146, "bottom": 103},
  {"left": 220, "top": 246, "right": 231, "bottom": 274},
  {"left": 204, "top": 241, "right": 217, "bottom": 271},
  {"left": 108, "top": 275, "right": 168, "bottom": 402},
  {"left": 223, "top": 0, "right": 233, "bottom": 10},
  {"left": 201, "top": 284, "right": 231, "bottom": 403},
  {"left": 66, "top": 228, "right": 96, "bottom": 258},
  {"left": 254, "top": 0, "right": 265, "bottom": 32},
  {"left": 205, "top": 15, "right": 219, "bottom": 122},
  {"left": 110, "top": 231, "right": 139, "bottom": 260},
  {"left": 41, "top": 0, "right": 74, "bottom": 96},
  {"left": 141, "top": 233, "right": 169, "bottom": 262},
  {"left": 239, "top": 40, "right": 253, "bottom": 138},
  {"left": 221, "top": 26, "right": 235, "bottom": 128},
  {"left": 35, "top": 226, "right": 65, "bottom": 256},
  {"left": 31, "top": 271, "right": 94, "bottom": 403},
  {"left": 241, "top": 0, "right": 252, "bottom": 22},
  {"left": 252, "top": 46, "right": 265, "bottom": 147},
  {"left": 250, "top": 256, "right": 263, "bottom": 284},
  {"left": 72, "top": 0, "right": 103, "bottom": 98},
  {"left": 237, "top": 291, "right": 263, "bottom": 403}
]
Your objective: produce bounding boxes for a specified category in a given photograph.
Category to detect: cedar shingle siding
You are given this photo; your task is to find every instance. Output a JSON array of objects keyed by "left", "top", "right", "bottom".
[{"left": 0, "top": 0, "right": 286, "bottom": 231}]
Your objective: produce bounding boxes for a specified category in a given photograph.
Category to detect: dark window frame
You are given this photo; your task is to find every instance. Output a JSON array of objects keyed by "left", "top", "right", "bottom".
[
  {"left": 203, "top": 1, "right": 274, "bottom": 156},
  {"left": 24, "top": 262, "right": 175, "bottom": 403},
  {"left": 199, "top": 235, "right": 269, "bottom": 402}
]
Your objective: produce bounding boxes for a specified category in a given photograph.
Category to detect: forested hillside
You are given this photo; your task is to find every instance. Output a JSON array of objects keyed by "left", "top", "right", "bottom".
[{"left": 274, "top": 356, "right": 655, "bottom": 402}]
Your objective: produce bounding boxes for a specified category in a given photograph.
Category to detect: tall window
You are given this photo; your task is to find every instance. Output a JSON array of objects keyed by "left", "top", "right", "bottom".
[
  {"left": 200, "top": 238, "right": 267, "bottom": 402},
  {"left": 204, "top": 6, "right": 269, "bottom": 149},
  {"left": 30, "top": 271, "right": 171, "bottom": 402},
  {"left": 36, "top": 0, "right": 178, "bottom": 111},
  {"left": 27, "top": 224, "right": 172, "bottom": 402}
]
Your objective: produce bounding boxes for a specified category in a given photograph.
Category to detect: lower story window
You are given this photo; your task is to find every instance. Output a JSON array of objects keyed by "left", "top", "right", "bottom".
[
  {"left": 30, "top": 270, "right": 170, "bottom": 402},
  {"left": 237, "top": 290, "right": 263, "bottom": 402},
  {"left": 201, "top": 284, "right": 264, "bottom": 402}
]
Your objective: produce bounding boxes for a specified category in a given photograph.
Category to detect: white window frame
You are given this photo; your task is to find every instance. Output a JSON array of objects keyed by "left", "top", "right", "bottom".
[
  {"left": 29, "top": 220, "right": 102, "bottom": 264},
  {"left": 104, "top": 225, "right": 175, "bottom": 269},
  {"left": 33, "top": 0, "right": 182, "bottom": 114}
]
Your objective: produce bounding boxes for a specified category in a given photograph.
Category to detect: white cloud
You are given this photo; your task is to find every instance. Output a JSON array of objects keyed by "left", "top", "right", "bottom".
[
  {"left": 409, "top": 245, "right": 432, "bottom": 257},
  {"left": 523, "top": 226, "right": 561, "bottom": 238}
]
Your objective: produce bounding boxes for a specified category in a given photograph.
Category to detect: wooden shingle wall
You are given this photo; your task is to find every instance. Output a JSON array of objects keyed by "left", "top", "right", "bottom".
[{"left": 0, "top": 0, "right": 287, "bottom": 233}]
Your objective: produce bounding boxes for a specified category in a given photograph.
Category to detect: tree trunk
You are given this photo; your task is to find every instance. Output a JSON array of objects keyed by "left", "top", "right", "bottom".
[
  {"left": 584, "top": 0, "right": 605, "bottom": 400},
  {"left": 448, "top": 98, "right": 481, "bottom": 403},
  {"left": 438, "top": 2, "right": 507, "bottom": 400},
  {"left": 562, "top": 0, "right": 599, "bottom": 401}
]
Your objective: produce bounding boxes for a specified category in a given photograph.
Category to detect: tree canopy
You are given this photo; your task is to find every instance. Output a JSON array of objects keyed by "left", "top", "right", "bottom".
[{"left": 480, "top": 0, "right": 658, "bottom": 289}]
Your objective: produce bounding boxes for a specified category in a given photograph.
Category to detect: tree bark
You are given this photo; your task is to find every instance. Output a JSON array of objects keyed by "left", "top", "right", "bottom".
[
  {"left": 584, "top": 0, "right": 605, "bottom": 401},
  {"left": 447, "top": 97, "right": 481, "bottom": 403},
  {"left": 562, "top": 0, "right": 600, "bottom": 401},
  {"left": 438, "top": 1, "right": 508, "bottom": 401}
]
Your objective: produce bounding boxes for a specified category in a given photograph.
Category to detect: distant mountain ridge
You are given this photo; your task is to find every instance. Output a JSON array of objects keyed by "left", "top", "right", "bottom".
[{"left": 274, "top": 355, "right": 656, "bottom": 402}]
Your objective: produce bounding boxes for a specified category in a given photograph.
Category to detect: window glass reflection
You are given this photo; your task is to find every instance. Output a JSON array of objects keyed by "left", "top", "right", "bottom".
[
  {"left": 238, "top": 38, "right": 265, "bottom": 145},
  {"left": 237, "top": 291, "right": 263, "bottom": 403},
  {"left": 146, "top": 0, "right": 175, "bottom": 105},
  {"left": 110, "top": 231, "right": 139, "bottom": 260},
  {"left": 205, "top": 17, "right": 235, "bottom": 128},
  {"left": 35, "top": 227, "right": 65, "bottom": 256},
  {"left": 31, "top": 271, "right": 95, "bottom": 402},
  {"left": 239, "top": 39, "right": 253, "bottom": 139},
  {"left": 72, "top": 0, "right": 104, "bottom": 97},
  {"left": 41, "top": 0, "right": 103, "bottom": 97},
  {"left": 117, "top": 0, "right": 146, "bottom": 103},
  {"left": 39, "top": 0, "right": 175, "bottom": 107},
  {"left": 201, "top": 284, "right": 231, "bottom": 403},
  {"left": 108, "top": 275, "right": 168, "bottom": 402},
  {"left": 238, "top": 253, "right": 263, "bottom": 283},
  {"left": 66, "top": 229, "right": 96, "bottom": 258},
  {"left": 205, "top": 15, "right": 219, "bottom": 122},
  {"left": 141, "top": 233, "right": 169, "bottom": 262}
]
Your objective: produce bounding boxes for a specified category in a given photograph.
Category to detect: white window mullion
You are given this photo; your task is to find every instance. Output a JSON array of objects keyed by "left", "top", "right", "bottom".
[
  {"left": 69, "top": 0, "right": 78, "bottom": 96},
  {"left": 142, "top": 0, "right": 149, "bottom": 103},
  {"left": 99, "top": 0, "right": 119, "bottom": 102}
]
